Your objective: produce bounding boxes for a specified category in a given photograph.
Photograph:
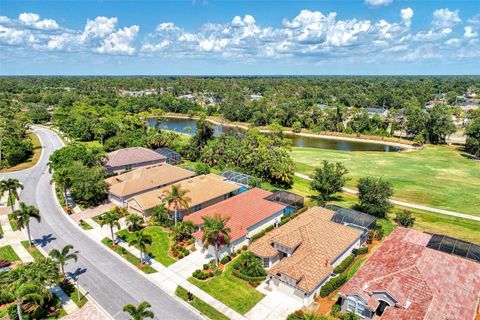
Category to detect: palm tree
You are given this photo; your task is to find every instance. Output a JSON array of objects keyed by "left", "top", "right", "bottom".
[
  {"left": 150, "top": 204, "right": 168, "bottom": 226},
  {"left": 130, "top": 231, "right": 152, "bottom": 264},
  {"left": 123, "top": 301, "right": 154, "bottom": 320},
  {"left": 1, "top": 281, "right": 46, "bottom": 320},
  {"left": 50, "top": 167, "right": 71, "bottom": 203},
  {"left": 12, "top": 202, "right": 41, "bottom": 247},
  {"left": 126, "top": 214, "right": 144, "bottom": 232},
  {"left": 48, "top": 245, "right": 78, "bottom": 276},
  {"left": 99, "top": 209, "right": 121, "bottom": 244},
  {"left": 201, "top": 214, "right": 231, "bottom": 265},
  {"left": 0, "top": 178, "right": 23, "bottom": 212},
  {"left": 163, "top": 184, "right": 191, "bottom": 226},
  {"left": 171, "top": 221, "right": 195, "bottom": 243}
]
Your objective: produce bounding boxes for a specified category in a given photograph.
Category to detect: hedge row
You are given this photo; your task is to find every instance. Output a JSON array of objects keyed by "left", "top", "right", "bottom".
[
  {"left": 192, "top": 269, "right": 214, "bottom": 280},
  {"left": 333, "top": 254, "right": 355, "bottom": 274},
  {"left": 320, "top": 273, "right": 348, "bottom": 298},
  {"left": 355, "top": 247, "right": 368, "bottom": 255},
  {"left": 232, "top": 269, "right": 266, "bottom": 282}
]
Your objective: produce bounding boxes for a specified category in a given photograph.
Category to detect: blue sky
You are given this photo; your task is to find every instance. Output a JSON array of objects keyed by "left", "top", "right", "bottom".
[{"left": 0, "top": 0, "right": 479, "bottom": 75}]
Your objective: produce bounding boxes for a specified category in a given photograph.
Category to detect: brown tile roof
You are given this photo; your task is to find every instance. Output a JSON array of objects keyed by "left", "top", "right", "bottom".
[
  {"left": 128, "top": 174, "right": 242, "bottom": 212},
  {"left": 104, "top": 147, "right": 165, "bottom": 168},
  {"left": 184, "top": 188, "right": 286, "bottom": 242},
  {"left": 250, "top": 207, "right": 363, "bottom": 293},
  {"left": 106, "top": 164, "right": 196, "bottom": 198},
  {"left": 339, "top": 228, "right": 480, "bottom": 320}
]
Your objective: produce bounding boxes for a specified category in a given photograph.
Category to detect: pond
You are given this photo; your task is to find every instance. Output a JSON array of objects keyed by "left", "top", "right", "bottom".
[{"left": 148, "top": 118, "right": 402, "bottom": 152}]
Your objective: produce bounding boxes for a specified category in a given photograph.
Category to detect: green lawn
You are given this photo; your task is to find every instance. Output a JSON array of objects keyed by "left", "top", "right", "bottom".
[
  {"left": 79, "top": 220, "right": 93, "bottom": 230},
  {"left": 8, "top": 213, "right": 18, "bottom": 231},
  {"left": 175, "top": 286, "right": 230, "bottom": 320},
  {"left": 116, "top": 226, "right": 176, "bottom": 267},
  {"left": 60, "top": 282, "right": 88, "bottom": 308},
  {"left": 21, "top": 241, "right": 45, "bottom": 261},
  {"left": 291, "top": 145, "right": 480, "bottom": 216},
  {"left": 0, "top": 245, "right": 20, "bottom": 262},
  {"left": 0, "top": 222, "right": 3, "bottom": 235},
  {"left": 188, "top": 260, "right": 265, "bottom": 314},
  {"left": 101, "top": 237, "right": 157, "bottom": 274}
]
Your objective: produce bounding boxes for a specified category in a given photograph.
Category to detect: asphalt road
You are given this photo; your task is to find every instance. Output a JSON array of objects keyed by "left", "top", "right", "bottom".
[{"left": 1, "top": 126, "right": 201, "bottom": 320}]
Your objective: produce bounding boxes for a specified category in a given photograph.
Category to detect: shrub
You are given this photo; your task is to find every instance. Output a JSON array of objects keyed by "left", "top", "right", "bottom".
[
  {"left": 354, "top": 247, "right": 368, "bottom": 255},
  {"left": 192, "top": 269, "right": 209, "bottom": 280},
  {"left": 396, "top": 210, "right": 416, "bottom": 228},
  {"left": 332, "top": 304, "right": 341, "bottom": 317},
  {"left": 251, "top": 230, "right": 266, "bottom": 242},
  {"left": 194, "top": 162, "right": 211, "bottom": 175},
  {"left": 236, "top": 249, "right": 242, "bottom": 255},
  {"left": 208, "top": 271, "right": 214, "bottom": 277},
  {"left": 265, "top": 225, "right": 274, "bottom": 232},
  {"left": 0, "top": 260, "right": 11, "bottom": 268},
  {"left": 320, "top": 273, "right": 348, "bottom": 297},
  {"left": 242, "top": 245, "right": 248, "bottom": 251},
  {"left": 232, "top": 269, "right": 266, "bottom": 282},
  {"left": 203, "top": 264, "right": 209, "bottom": 270},
  {"left": 333, "top": 254, "right": 355, "bottom": 274},
  {"left": 375, "top": 226, "right": 385, "bottom": 240},
  {"left": 220, "top": 255, "right": 231, "bottom": 265}
]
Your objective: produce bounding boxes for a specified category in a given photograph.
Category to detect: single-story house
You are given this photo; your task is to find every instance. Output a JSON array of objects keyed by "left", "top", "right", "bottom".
[
  {"left": 105, "top": 163, "right": 196, "bottom": 206},
  {"left": 338, "top": 228, "right": 480, "bottom": 320},
  {"left": 103, "top": 147, "right": 166, "bottom": 174},
  {"left": 250, "top": 207, "right": 364, "bottom": 305},
  {"left": 127, "top": 173, "right": 244, "bottom": 220},
  {"left": 365, "top": 108, "right": 389, "bottom": 118},
  {"left": 184, "top": 188, "right": 291, "bottom": 257}
]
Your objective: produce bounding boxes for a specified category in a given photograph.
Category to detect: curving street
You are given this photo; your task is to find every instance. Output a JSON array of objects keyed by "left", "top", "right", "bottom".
[{"left": 1, "top": 126, "right": 201, "bottom": 320}]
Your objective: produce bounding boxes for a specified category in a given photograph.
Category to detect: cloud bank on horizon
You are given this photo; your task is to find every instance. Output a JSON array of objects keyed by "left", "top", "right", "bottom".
[{"left": 0, "top": 1, "right": 479, "bottom": 74}]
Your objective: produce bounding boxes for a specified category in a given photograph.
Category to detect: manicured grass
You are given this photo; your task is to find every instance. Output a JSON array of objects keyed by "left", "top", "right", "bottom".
[
  {"left": 101, "top": 237, "right": 157, "bottom": 274},
  {"left": 0, "top": 245, "right": 20, "bottom": 262},
  {"left": 21, "top": 241, "right": 45, "bottom": 261},
  {"left": 188, "top": 259, "right": 265, "bottom": 314},
  {"left": 326, "top": 191, "right": 480, "bottom": 244},
  {"left": 60, "top": 282, "right": 88, "bottom": 308},
  {"left": 0, "top": 132, "right": 42, "bottom": 173},
  {"left": 176, "top": 286, "right": 230, "bottom": 320},
  {"left": 8, "top": 213, "right": 18, "bottom": 231},
  {"left": 116, "top": 226, "right": 176, "bottom": 267},
  {"left": 79, "top": 220, "right": 93, "bottom": 230},
  {"left": 346, "top": 257, "right": 366, "bottom": 280},
  {"left": 91, "top": 214, "right": 103, "bottom": 225},
  {"left": 291, "top": 145, "right": 480, "bottom": 216},
  {"left": 0, "top": 222, "right": 3, "bottom": 235}
]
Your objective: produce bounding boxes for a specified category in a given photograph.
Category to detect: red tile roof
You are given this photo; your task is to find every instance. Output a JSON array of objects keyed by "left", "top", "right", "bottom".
[
  {"left": 339, "top": 227, "right": 480, "bottom": 320},
  {"left": 184, "top": 188, "right": 286, "bottom": 243},
  {"left": 104, "top": 147, "right": 166, "bottom": 168}
]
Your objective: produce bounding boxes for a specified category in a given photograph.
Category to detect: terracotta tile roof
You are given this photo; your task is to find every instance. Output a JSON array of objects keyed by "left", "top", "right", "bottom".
[
  {"left": 104, "top": 147, "right": 165, "bottom": 168},
  {"left": 128, "top": 174, "right": 242, "bottom": 212},
  {"left": 250, "top": 207, "right": 363, "bottom": 293},
  {"left": 106, "top": 164, "right": 196, "bottom": 198},
  {"left": 184, "top": 188, "right": 286, "bottom": 242},
  {"left": 339, "top": 227, "right": 480, "bottom": 320}
]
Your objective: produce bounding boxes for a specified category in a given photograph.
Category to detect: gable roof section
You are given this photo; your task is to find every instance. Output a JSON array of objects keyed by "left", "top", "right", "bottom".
[
  {"left": 339, "top": 227, "right": 480, "bottom": 320},
  {"left": 250, "top": 207, "right": 363, "bottom": 293},
  {"left": 184, "top": 188, "right": 286, "bottom": 242},
  {"left": 106, "top": 164, "right": 196, "bottom": 198},
  {"left": 128, "top": 174, "right": 242, "bottom": 212},
  {"left": 104, "top": 147, "right": 166, "bottom": 168}
]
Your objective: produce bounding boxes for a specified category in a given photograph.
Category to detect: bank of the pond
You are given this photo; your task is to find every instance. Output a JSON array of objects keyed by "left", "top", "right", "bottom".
[{"left": 151, "top": 114, "right": 413, "bottom": 152}]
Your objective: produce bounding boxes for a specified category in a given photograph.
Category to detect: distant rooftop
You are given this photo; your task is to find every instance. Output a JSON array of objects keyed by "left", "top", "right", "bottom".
[{"left": 104, "top": 147, "right": 166, "bottom": 168}]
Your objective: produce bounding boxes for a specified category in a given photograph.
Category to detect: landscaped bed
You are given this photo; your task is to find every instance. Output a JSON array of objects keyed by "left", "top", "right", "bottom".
[
  {"left": 175, "top": 286, "right": 230, "bottom": 320},
  {"left": 101, "top": 237, "right": 157, "bottom": 274},
  {"left": 79, "top": 220, "right": 93, "bottom": 230},
  {"left": 188, "top": 257, "right": 265, "bottom": 314},
  {"left": 116, "top": 226, "right": 176, "bottom": 267},
  {"left": 21, "top": 240, "right": 45, "bottom": 261},
  {"left": 0, "top": 245, "right": 20, "bottom": 262}
]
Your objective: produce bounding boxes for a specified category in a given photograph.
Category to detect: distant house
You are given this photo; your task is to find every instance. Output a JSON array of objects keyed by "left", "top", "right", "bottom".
[
  {"left": 184, "top": 188, "right": 296, "bottom": 257},
  {"left": 455, "top": 101, "right": 480, "bottom": 111},
  {"left": 365, "top": 108, "right": 389, "bottom": 118},
  {"left": 250, "top": 207, "right": 365, "bottom": 305},
  {"left": 127, "top": 174, "right": 243, "bottom": 220},
  {"left": 316, "top": 103, "right": 334, "bottom": 110},
  {"left": 178, "top": 94, "right": 196, "bottom": 100},
  {"left": 105, "top": 163, "right": 196, "bottom": 206},
  {"left": 103, "top": 147, "right": 166, "bottom": 174},
  {"left": 250, "top": 94, "right": 263, "bottom": 101},
  {"left": 338, "top": 228, "right": 480, "bottom": 320}
]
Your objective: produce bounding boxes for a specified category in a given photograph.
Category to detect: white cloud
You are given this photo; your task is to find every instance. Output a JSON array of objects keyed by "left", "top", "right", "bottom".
[
  {"left": 18, "top": 12, "right": 59, "bottom": 30},
  {"left": 400, "top": 8, "right": 413, "bottom": 27},
  {"left": 96, "top": 25, "right": 139, "bottom": 54},
  {"left": 432, "top": 8, "right": 461, "bottom": 29},
  {"left": 83, "top": 17, "right": 117, "bottom": 38},
  {"left": 464, "top": 26, "right": 478, "bottom": 38},
  {"left": 468, "top": 13, "right": 480, "bottom": 25},
  {"left": 364, "top": 0, "right": 393, "bottom": 7}
]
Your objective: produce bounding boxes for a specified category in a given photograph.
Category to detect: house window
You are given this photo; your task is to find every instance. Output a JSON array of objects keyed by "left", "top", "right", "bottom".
[
  {"left": 356, "top": 301, "right": 365, "bottom": 315},
  {"left": 263, "top": 258, "right": 269, "bottom": 268},
  {"left": 193, "top": 204, "right": 202, "bottom": 212},
  {"left": 125, "top": 164, "right": 132, "bottom": 171},
  {"left": 347, "top": 298, "right": 356, "bottom": 312}
]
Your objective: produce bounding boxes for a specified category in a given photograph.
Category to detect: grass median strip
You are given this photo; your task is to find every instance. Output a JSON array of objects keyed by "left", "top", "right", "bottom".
[
  {"left": 21, "top": 241, "right": 45, "bottom": 261},
  {"left": 175, "top": 286, "right": 230, "bottom": 320},
  {"left": 7, "top": 213, "right": 18, "bottom": 231},
  {"left": 60, "top": 282, "right": 88, "bottom": 308},
  {"left": 79, "top": 220, "right": 93, "bottom": 230},
  {"left": 101, "top": 237, "right": 157, "bottom": 274}
]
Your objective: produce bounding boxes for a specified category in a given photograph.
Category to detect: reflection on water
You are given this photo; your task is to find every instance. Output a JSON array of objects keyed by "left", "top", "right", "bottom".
[{"left": 148, "top": 118, "right": 401, "bottom": 152}]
